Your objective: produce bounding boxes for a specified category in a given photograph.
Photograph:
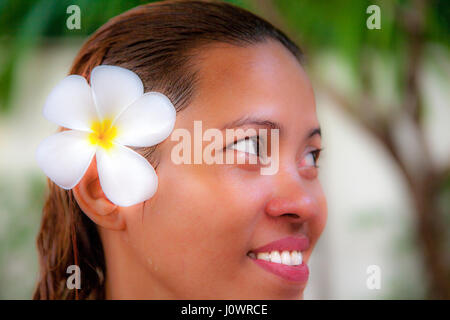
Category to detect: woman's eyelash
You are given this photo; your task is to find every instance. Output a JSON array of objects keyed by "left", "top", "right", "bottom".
[
  {"left": 311, "top": 148, "right": 322, "bottom": 167},
  {"left": 227, "top": 139, "right": 322, "bottom": 167}
]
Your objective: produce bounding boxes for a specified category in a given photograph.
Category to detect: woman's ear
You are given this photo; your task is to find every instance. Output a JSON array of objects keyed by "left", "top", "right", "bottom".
[{"left": 73, "top": 157, "right": 125, "bottom": 230}]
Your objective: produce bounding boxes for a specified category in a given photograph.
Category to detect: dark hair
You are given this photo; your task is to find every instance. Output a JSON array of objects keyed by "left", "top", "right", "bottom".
[{"left": 33, "top": 0, "right": 302, "bottom": 299}]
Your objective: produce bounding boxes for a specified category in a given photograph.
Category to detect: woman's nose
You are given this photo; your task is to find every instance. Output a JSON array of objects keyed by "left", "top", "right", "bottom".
[{"left": 264, "top": 171, "right": 318, "bottom": 222}]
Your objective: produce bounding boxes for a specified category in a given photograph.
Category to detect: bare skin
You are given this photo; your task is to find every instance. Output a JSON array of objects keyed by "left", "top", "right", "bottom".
[{"left": 73, "top": 40, "right": 327, "bottom": 299}]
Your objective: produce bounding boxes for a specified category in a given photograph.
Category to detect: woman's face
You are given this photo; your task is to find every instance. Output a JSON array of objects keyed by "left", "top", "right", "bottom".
[{"left": 118, "top": 40, "right": 327, "bottom": 299}]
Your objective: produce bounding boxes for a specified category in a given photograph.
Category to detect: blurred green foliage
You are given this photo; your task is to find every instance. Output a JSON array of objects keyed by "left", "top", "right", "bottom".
[
  {"left": 274, "top": 0, "right": 449, "bottom": 104},
  {"left": 1, "top": 0, "right": 448, "bottom": 112},
  {"left": 0, "top": 0, "right": 252, "bottom": 112}
]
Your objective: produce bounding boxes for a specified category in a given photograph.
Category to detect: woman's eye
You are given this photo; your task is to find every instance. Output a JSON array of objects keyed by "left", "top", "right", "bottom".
[
  {"left": 229, "top": 136, "right": 259, "bottom": 156},
  {"left": 300, "top": 149, "right": 321, "bottom": 168}
]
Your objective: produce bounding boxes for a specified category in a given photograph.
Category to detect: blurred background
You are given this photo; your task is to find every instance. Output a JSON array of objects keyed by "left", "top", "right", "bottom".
[{"left": 0, "top": 0, "right": 449, "bottom": 299}]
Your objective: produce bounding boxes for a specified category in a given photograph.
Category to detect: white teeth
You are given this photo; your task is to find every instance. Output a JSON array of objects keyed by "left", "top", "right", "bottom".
[
  {"left": 281, "top": 251, "right": 292, "bottom": 265},
  {"left": 291, "top": 251, "right": 302, "bottom": 265},
  {"left": 270, "top": 251, "right": 281, "bottom": 263},
  {"left": 251, "top": 250, "right": 303, "bottom": 266},
  {"left": 256, "top": 252, "right": 270, "bottom": 261}
]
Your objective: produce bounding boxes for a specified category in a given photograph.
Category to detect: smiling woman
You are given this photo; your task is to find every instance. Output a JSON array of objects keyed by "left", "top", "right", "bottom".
[{"left": 33, "top": 0, "right": 327, "bottom": 299}]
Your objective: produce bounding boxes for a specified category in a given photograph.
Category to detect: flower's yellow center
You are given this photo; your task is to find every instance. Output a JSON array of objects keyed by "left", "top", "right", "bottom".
[{"left": 88, "top": 119, "right": 118, "bottom": 150}]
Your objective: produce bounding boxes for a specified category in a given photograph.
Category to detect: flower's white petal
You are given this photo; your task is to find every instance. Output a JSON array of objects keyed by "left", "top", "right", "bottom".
[
  {"left": 43, "top": 75, "right": 97, "bottom": 131},
  {"left": 114, "top": 92, "right": 176, "bottom": 147},
  {"left": 36, "top": 130, "right": 96, "bottom": 189},
  {"left": 90, "top": 65, "right": 144, "bottom": 120},
  {"left": 96, "top": 144, "right": 157, "bottom": 207}
]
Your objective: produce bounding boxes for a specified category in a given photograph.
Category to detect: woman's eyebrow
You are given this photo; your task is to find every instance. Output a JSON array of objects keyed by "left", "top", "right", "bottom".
[
  {"left": 222, "top": 117, "right": 322, "bottom": 139},
  {"left": 221, "top": 117, "right": 320, "bottom": 141},
  {"left": 221, "top": 116, "right": 282, "bottom": 132},
  {"left": 307, "top": 127, "right": 321, "bottom": 140}
]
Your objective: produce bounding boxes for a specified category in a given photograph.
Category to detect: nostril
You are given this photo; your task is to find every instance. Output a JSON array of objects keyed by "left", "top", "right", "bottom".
[
  {"left": 283, "top": 213, "right": 300, "bottom": 219},
  {"left": 265, "top": 197, "right": 306, "bottom": 218}
]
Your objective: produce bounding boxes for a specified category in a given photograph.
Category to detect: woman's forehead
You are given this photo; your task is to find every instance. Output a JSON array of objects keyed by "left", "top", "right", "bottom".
[{"left": 178, "top": 41, "right": 317, "bottom": 133}]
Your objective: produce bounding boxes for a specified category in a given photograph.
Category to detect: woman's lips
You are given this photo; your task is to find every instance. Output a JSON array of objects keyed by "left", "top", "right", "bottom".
[
  {"left": 252, "top": 259, "right": 309, "bottom": 282},
  {"left": 251, "top": 236, "right": 309, "bottom": 253},
  {"left": 248, "top": 236, "right": 310, "bottom": 283}
]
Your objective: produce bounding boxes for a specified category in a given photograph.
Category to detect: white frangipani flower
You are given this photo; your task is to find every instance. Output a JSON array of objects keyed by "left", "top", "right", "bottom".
[{"left": 36, "top": 65, "right": 176, "bottom": 207}]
